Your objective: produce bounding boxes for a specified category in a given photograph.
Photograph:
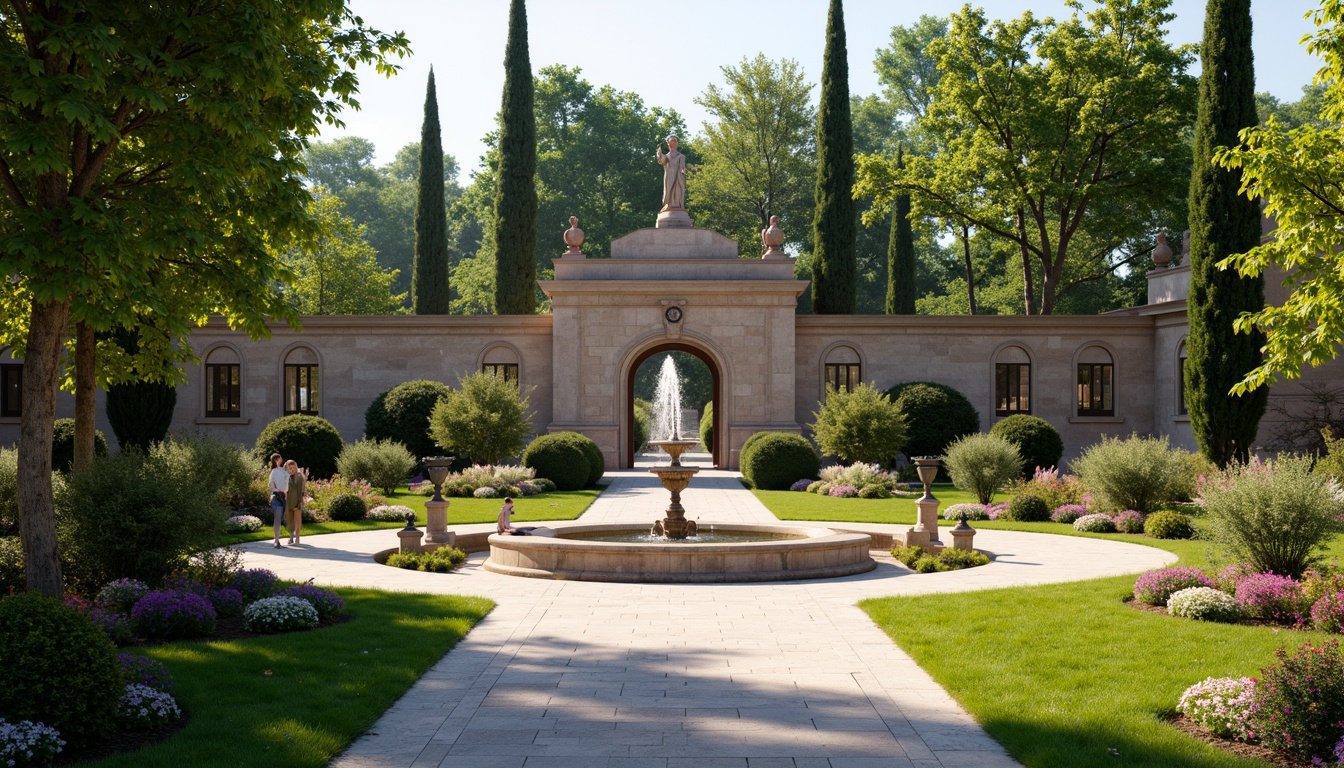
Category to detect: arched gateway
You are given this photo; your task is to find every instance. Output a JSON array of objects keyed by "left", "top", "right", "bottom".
[{"left": 623, "top": 342, "right": 722, "bottom": 467}]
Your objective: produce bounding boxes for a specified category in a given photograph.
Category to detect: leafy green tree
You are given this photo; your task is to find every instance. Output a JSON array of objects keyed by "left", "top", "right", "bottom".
[
  {"left": 304, "top": 137, "right": 382, "bottom": 194},
  {"left": 1185, "top": 0, "right": 1266, "bottom": 467},
  {"left": 0, "top": 1, "right": 407, "bottom": 596},
  {"left": 874, "top": 15, "right": 948, "bottom": 122},
  {"left": 281, "top": 195, "right": 407, "bottom": 315},
  {"left": 493, "top": 0, "right": 539, "bottom": 315},
  {"left": 413, "top": 69, "right": 450, "bottom": 314},
  {"left": 429, "top": 372, "right": 534, "bottom": 465},
  {"left": 810, "top": 383, "right": 907, "bottom": 465},
  {"left": 1213, "top": 2, "right": 1344, "bottom": 392},
  {"left": 811, "top": 0, "right": 857, "bottom": 314},
  {"left": 886, "top": 147, "right": 916, "bottom": 314},
  {"left": 688, "top": 55, "right": 816, "bottom": 256}
]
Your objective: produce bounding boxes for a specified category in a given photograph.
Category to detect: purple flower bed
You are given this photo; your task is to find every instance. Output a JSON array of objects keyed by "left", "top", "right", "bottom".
[
  {"left": 1312, "top": 591, "right": 1344, "bottom": 633},
  {"left": 985, "top": 502, "right": 1009, "bottom": 520},
  {"left": 828, "top": 484, "right": 858, "bottom": 498},
  {"left": 229, "top": 568, "right": 278, "bottom": 602},
  {"left": 89, "top": 607, "right": 132, "bottom": 645},
  {"left": 208, "top": 587, "right": 245, "bottom": 618},
  {"left": 1050, "top": 504, "right": 1088, "bottom": 524},
  {"left": 1215, "top": 563, "right": 1259, "bottom": 592},
  {"left": 1235, "top": 573, "right": 1304, "bottom": 624},
  {"left": 281, "top": 585, "right": 346, "bottom": 620},
  {"left": 1134, "top": 567, "right": 1218, "bottom": 606},
  {"left": 789, "top": 478, "right": 814, "bottom": 492},
  {"left": 161, "top": 572, "right": 210, "bottom": 596},
  {"left": 117, "top": 653, "right": 174, "bottom": 693},
  {"left": 1113, "top": 510, "right": 1146, "bottom": 534},
  {"left": 130, "top": 589, "right": 216, "bottom": 639}
]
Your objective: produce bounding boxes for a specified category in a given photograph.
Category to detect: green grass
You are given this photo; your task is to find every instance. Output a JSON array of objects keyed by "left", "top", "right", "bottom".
[
  {"left": 86, "top": 588, "right": 493, "bottom": 768},
  {"left": 223, "top": 486, "right": 604, "bottom": 543},
  {"left": 754, "top": 484, "right": 1007, "bottom": 524}
]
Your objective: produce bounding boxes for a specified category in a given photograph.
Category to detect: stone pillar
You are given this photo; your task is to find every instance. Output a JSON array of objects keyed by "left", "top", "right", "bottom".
[
  {"left": 425, "top": 498, "right": 451, "bottom": 545},
  {"left": 397, "top": 527, "right": 424, "bottom": 554},
  {"left": 950, "top": 517, "right": 976, "bottom": 551}
]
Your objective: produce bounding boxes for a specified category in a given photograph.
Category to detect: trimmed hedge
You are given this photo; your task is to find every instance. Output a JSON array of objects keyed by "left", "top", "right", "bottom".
[
  {"left": 51, "top": 418, "right": 108, "bottom": 473},
  {"left": 990, "top": 415, "right": 1064, "bottom": 476},
  {"left": 363, "top": 380, "right": 452, "bottom": 460},
  {"left": 886, "top": 382, "right": 979, "bottom": 459},
  {"left": 522, "top": 432, "right": 595, "bottom": 491},
  {"left": 741, "top": 433, "right": 819, "bottom": 491},
  {"left": 254, "top": 414, "right": 344, "bottom": 480}
]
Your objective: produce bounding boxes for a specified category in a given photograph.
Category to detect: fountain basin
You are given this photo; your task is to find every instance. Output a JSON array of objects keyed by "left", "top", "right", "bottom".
[{"left": 482, "top": 523, "right": 875, "bottom": 583}]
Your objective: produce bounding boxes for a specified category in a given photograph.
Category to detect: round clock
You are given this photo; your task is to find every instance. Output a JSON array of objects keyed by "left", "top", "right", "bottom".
[{"left": 664, "top": 306, "right": 683, "bottom": 323}]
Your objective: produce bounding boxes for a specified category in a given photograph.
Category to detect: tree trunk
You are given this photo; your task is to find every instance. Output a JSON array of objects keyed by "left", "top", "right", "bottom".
[
  {"left": 73, "top": 321, "right": 96, "bottom": 473},
  {"left": 960, "top": 223, "right": 976, "bottom": 315},
  {"left": 1016, "top": 208, "right": 1037, "bottom": 315},
  {"left": 18, "top": 298, "right": 71, "bottom": 597}
]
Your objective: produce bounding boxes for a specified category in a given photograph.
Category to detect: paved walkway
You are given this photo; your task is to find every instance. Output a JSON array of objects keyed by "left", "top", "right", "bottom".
[{"left": 239, "top": 469, "right": 1175, "bottom": 768}]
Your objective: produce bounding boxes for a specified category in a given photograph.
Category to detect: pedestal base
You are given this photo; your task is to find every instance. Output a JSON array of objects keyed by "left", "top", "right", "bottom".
[
  {"left": 652, "top": 518, "right": 698, "bottom": 539},
  {"left": 893, "top": 528, "right": 944, "bottom": 555},
  {"left": 950, "top": 529, "right": 975, "bottom": 551},
  {"left": 655, "top": 209, "right": 693, "bottom": 229},
  {"left": 426, "top": 499, "right": 451, "bottom": 544},
  {"left": 914, "top": 498, "right": 942, "bottom": 544},
  {"left": 397, "top": 528, "right": 424, "bottom": 554}
]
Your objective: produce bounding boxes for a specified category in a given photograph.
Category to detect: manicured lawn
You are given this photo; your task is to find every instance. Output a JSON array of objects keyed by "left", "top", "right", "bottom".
[
  {"left": 86, "top": 588, "right": 493, "bottom": 768},
  {"left": 754, "top": 484, "right": 1006, "bottom": 524}
]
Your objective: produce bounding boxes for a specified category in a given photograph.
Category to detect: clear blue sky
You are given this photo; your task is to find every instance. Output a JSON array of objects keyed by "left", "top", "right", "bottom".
[{"left": 320, "top": 0, "right": 1322, "bottom": 180}]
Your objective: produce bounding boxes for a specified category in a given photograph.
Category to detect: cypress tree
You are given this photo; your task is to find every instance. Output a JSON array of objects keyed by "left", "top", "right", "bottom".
[
  {"left": 412, "top": 67, "right": 450, "bottom": 314},
  {"left": 811, "top": 0, "right": 857, "bottom": 315},
  {"left": 886, "top": 146, "right": 916, "bottom": 315},
  {"left": 492, "top": 0, "right": 538, "bottom": 315},
  {"left": 1185, "top": 0, "right": 1266, "bottom": 467}
]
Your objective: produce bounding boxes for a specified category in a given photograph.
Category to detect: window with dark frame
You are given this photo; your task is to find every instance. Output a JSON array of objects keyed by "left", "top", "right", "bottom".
[
  {"left": 1178, "top": 346, "right": 1188, "bottom": 416},
  {"left": 824, "top": 363, "right": 860, "bottom": 394},
  {"left": 206, "top": 363, "right": 241, "bottom": 417},
  {"left": 1077, "top": 363, "right": 1114, "bottom": 417},
  {"left": 284, "top": 364, "right": 319, "bottom": 415},
  {"left": 0, "top": 364, "right": 20, "bottom": 418},
  {"left": 483, "top": 363, "right": 519, "bottom": 383},
  {"left": 995, "top": 363, "right": 1031, "bottom": 416}
]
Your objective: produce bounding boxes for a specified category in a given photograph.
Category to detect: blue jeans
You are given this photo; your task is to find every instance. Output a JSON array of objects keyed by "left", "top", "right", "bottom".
[{"left": 271, "top": 494, "right": 286, "bottom": 532}]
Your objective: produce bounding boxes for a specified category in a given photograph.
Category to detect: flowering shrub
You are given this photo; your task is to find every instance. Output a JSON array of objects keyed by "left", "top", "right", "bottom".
[
  {"left": 367, "top": 504, "right": 415, "bottom": 522},
  {"left": 89, "top": 607, "right": 132, "bottom": 645},
  {"left": 117, "top": 653, "right": 173, "bottom": 693},
  {"left": 473, "top": 486, "right": 498, "bottom": 499},
  {"left": 530, "top": 477, "right": 556, "bottom": 493},
  {"left": 1008, "top": 466, "right": 1086, "bottom": 511},
  {"left": 1176, "top": 676, "right": 1255, "bottom": 740},
  {"left": 1312, "top": 592, "right": 1344, "bottom": 633},
  {"left": 943, "top": 503, "right": 990, "bottom": 521},
  {"left": 1248, "top": 640, "right": 1344, "bottom": 759},
  {"left": 789, "top": 479, "right": 813, "bottom": 492},
  {"left": 223, "top": 514, "right": 264, "bottom": 534},
  {"left": 814, "top": 483, "right": 833, "bottom": 496},
  {"left": 985, "top": 502, "right": 1009, "bottom": 520},
  {"left": 281, "top": 585, "right": 345, "bottom": 620},
  {"left": 229, "top": 568, "right": 278, "bottom": 602},
  {"left": 1073, "top": 513, "right": 1117, "bottom": 533},
  {"left": 243, "top": 596, "right": 319, "bottom": 633},
  {"left": 307, "top": 475, "right": 382, "bottom": 513},
  {"left": 161, "top": 571, "right": 209, "bottom": 596},
  {"left": 1215, "top": 563, "right": 1259, "bottom": 593},
  {"left": 858, "top": 483, "right": 891, "bottom": 499},
  {"left": 1302, "top": 568, "right": 1344, "bottom": 607},
  {"left": 1050, "top": 504, "right": 1088, "bottom": 524},
  {"left": 0, "top": 719, "right": 64, "bottom": 766},
  {"left": 96, "top": 578, "right": 150, "bottom": 613},
  {"left": 131, "top": 590, "right": 216, "bottom": 639},
  {"left": 1168, "top": 587, "right": 1241, "bottom": 622},
  {"left": 1134, "top": 567, "right": 1219, "bottom": 606},
  {"left": 827, "top": 484, "right": 858, "bottom": 498},
  {"left": 116, "top": 684, "right": 181, "bottom": 729},
  {"left": 1113, "top": 510, "right": 1146, "bottom": 534},
  {"left": 409, "top": 479, "right": 435, "bottom": 496},
  {"left": 819, "top": 463, "right": 890, "bottom": 490},
  {"left": 1234, "top": 573, "right": 1304, "bottom": 624},
  {"left": 208, "top": 587, "right": 245, "bottom": 618},
  {"left": 514, "top": 480, "right": 541, "bottom": 496}
]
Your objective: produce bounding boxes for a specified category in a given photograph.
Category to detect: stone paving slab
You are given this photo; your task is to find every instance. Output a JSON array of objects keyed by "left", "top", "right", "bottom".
[{"left": 240, "top": 469, "right": 1175, "bottom": 768}]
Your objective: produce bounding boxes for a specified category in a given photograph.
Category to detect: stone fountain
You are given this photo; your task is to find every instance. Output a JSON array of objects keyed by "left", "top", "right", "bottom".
[{"left": 647, "top": 356, "right": 700, "bottom": 539}]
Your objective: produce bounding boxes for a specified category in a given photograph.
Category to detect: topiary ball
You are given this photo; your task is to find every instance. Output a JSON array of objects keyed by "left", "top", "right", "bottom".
[
  {"left": 254, "top": 414, "right": 344, "bottom": 479},
  {"left": 0, "top": 593, "right": 122, "bottom": 747},
  {"left": 363, "top": 380, "right": 453, "bottom": 461},
  {"left": 51, "top": 417, "right": 108, "bottom": 474},
  {"left": 989, "top": 415, "right": 1064, "bottom": 477},
  {"left": 1007, "top": 493, "right": 1050, "bottom": 522},
  {"left": 886, "top": 382, "right": 980, "bottom": 459},
  {"left": 522, "top": 432, "right": 593, "bottom": 491},
  {"left": 740, "top": 433, "right": 819, "bottom": 491},
  {"left": 327, "top": 493, "right": 367, "bottom": 522},
  {"left": 1145, "top": 511, "right": 1196, "bottom": 540},
  {"left": 576, "top": 434, "right": 605, "bottom": 486}
]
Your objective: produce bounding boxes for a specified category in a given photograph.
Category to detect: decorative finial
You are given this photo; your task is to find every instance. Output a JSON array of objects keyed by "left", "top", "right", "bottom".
[
  {"left": 563, "top": 216, "right": 585, "bottom": 257},
  {"left": 761, "top": 215, "right": 785, "bottom": 258},
  {"left": 1153, "top": 232, "right": 1172, "bottom": 269}
]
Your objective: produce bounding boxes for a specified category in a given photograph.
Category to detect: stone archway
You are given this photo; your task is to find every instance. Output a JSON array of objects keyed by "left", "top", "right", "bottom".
[{"left": 625, "top": 342, "right": 722, "bottom": 468}]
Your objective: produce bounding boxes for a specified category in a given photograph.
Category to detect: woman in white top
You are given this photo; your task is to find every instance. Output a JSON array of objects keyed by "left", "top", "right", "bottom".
[{"left": 267, "top": 453, "right": 289, "bottom": 548}]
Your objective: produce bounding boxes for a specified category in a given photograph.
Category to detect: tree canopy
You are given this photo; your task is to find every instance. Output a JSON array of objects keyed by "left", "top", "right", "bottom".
[{"left": 282, "top": 194, "right": 407, "bottom": 315}]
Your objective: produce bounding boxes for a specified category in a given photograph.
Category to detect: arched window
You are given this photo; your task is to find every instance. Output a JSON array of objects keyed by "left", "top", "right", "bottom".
[
  {"left": 994, "top": 345, "right": 1032, "bottom": 416},
  {"left": 0, "top": 348, "right": 21, "bottom": 418},
  {"left": 204, "top": 346, "right": 242, "bottom": 418},
  {"left": 823, "top": 345, "right": 862, "bottom": 395},
  {"left": 283, "top": 346, "right": 320, "bottom": 416},
  {"left": 482, "top": 345, "right": 520, "bottom": 384},
  {"left": 1177, "top": 340, "right": 1189, "bottom": 416},
  {"left": 1076, "top": 345, "right": 1114, "bottom": 417}
]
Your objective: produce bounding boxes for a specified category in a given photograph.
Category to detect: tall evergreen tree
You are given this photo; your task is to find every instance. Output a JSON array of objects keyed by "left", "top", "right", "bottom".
[
  {"left": 811, "top": 0, "right": 857, "bottom": 314},
  {"left": 412, "top": 68, "right": 450, "bottom": 314},
  {"left": 492, "top": 0, "right": 538, "bottom": 315},
  {"left": 886, "top": 146, "right": 916, "bottom": 314},
  {"left": 1185, "top": 0, "right": 1267, "bottom": 467}
]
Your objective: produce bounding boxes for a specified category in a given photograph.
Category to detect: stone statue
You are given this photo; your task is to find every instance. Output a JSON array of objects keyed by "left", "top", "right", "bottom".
[
  {"left": 761, "top": 215, "right": 785, "bottom": 258},
  {"left": 563, "top": 216, "right": 584, "bottom": 257},
  {"left": 656, "top": 135, "right": 686, "bottom": 212}
]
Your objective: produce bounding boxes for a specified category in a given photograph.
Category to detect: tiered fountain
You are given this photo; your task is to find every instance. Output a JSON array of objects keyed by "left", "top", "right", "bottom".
[{"left": 647, "top": 356, "right": 700, "bottom": 539}]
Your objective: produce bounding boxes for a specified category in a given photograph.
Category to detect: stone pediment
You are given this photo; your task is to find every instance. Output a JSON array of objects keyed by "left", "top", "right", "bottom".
[{"left": 609, "top": 227, "right": 739, "bottom": 259}]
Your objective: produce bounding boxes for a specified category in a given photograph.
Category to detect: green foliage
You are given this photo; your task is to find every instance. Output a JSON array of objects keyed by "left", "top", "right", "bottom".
[
  {"left": 698, "top": 400, "right": 713, "bottom": 455},
  {"left": 1071, "top": 434, "right": 1192, "bottom": 513},
  {"left": 327, "top": 493, "right": 368, "bottom": 522},
  {"left": 413, "top": 69, "right": 450, "bottom": 314},
  {"left": 892, "top": 544, "right": 988, "bottom": 572},
  {"left": 886, "top": 148, "right": 917, "bottom": 314},
  {"left": 0, "top": 594, "right": 122, "bottom": 747},
  {"left": 944, "top": 433, "right": 1021, "bottom": 505},
  {"left": 337, "top": 440, "right": 416, "bottom": 495},
  {"left": 741, "top": 433, "right": 820, "bottom": 491},
  {"left": 493, "top": 0, "right": 539, "bottom": 315},
  {"left": 281, "top": 194, "right": 407, "bottom": 314},
  {"left": 51, "top": 417, "right": 107, "bottom": 473},
  {"left": 887, "top": 382, "right": 979, "bottom": 459},
  {"left": 1185, "top": 0, "right": 1266, "bottom": 465},
  {"left": 1006, "top": 494, "right": 1049, "bottom": 523},
  {"left": 522, "top": 432, "right": 594, "bottom": 491},
  {"left": 989, "top": 415, "right": 1063, "bottom": 476},
  {"left": 1202, "top": 456, "right": 1344, "bottom": 578},
  {"left": 1144, "top": 511, "right": 1196, "bottom": 540},
  {"left": 858, "top": 483, "right": 890, "bottom": 499},
  {"left": 253, "top": 415, "right": 345, "bottom": 480},
  {"left": 106, "top": 379, "right": 177, "bottom": 453},
  {"left": 428, "top": 372, "right": 533, "bottom": 465},
  {"left": 364, "top": 379, "right": 453, "bottom": 460},
  {"left": 811, "top": 0, "right": 857, "bottom": 314},
  {"left": 1319, "top": 429, "right": 1344, "bottom": 482},
  {"left": 159, "top": 432, "right": 255, "bottom": 506},
  {"left": 1249, "top": 640, "right": 1344, "bottom": 759},
  {"left": 634, "top": 399, "right": 653, "bottom": 452},
  {"left": 386, "top": 547, "right": 467, "bottom": 572},
  {"left": 0, "top": 537, "right": 23, "bottom": 595},
  {"left": 810, "top": 383, "right": 906, "bottom": 464},
  {"left": 579, "top": 435, "right": 605, "bottom": 487}
]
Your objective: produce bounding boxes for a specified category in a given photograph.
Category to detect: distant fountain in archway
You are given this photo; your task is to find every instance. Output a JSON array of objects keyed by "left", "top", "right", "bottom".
[{"left": 650, "top": 356, "right": 684, "bottom": 441}]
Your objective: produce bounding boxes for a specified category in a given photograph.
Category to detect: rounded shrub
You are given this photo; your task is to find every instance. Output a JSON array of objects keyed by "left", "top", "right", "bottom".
[
  {"left": 96, "top": 578, "right": 150, "bottom": 614},
  {"left": 698, "top": 400, "right": 713, "bottom": 455},
  {"left": 230, "top": 568, "right": 278, "bottom": 602},
  {"left": 254, "top": 414, "right": 344, "bottom": 480},
  {"left": 740, "top": 433, "right": 819, "bottom": 491},
  {"left": 577, "top": 434, "right": 605, "bottom": 486},
  {"left": 131, "top": 590, "right": 217, "bottom": 638},
  {"left": 1167, "top": 587, "right": 1241, "bottom": 622},
  {"left": 522, "top": 432, "right": 592, "bottom": 491},
  {"left": 1073, "top": 513, "right": 1117, "bottom": 533},
  {"left": 810, "top": 383, "right": 907, "bottom": 465},
  {"left": 1248, "top": 640, "right": 1344, "bottom": 759},
  {"left": 1050, "top": 505, "right": 1087, "bottom": 524},
  {"left": 1177, "top": 677, "right": 1256, "bottom": 740},
  {"left": 886, "top": 382, "right": 979, "bottom": 459},
  {"left": 208, "top": 587, "right": 246, "bottom": 618},
  {"left": 51, "top": 417, "right": 108, "bottom": 473},
  {"left": 634, "top": 398, "right": 653, "bottom": 452},
  {"left": 473, "top": 486, "right": 498, "bottom": 498},
  {"left": 1071, "top": 434, "right": 1191, "bottom": 513},
  {"left": 943, "top": 433, "right": 1021, "bottom": 505},
  {"left": 943, "top": 503, "right": 991, "bottom": 521},
  {"left": 363, "top": 379, "right": 452, "bottom": 460},
  {"left": 244, "top": 595, "right": 319, "bottom": 633},
  {"left": 1234, "top": 573, "right": 1304, "bottom": 624},
  {"left": 336, "top": 439, "right": 417, "bottom": 495},
  {"left": 858, "top": 483, "right": 890, "bottom": 499},
  {"left": 117, "top": 653, "right": 174, "bottom": 693},
  {"left": 116, "top": 683, "right": 181, "bottom": 729},
  {"left": 327, "top": 493, "right": 367, "bottom": 522},
  {"left": 281, "top": 585, "right": 345, "bottom": 620},
  {"left": 989, "top": 415, "right": 1063, "bottom": 476},
  {"left": 1006, "top": 494, "right": 1049, "bottom": 522},
  {"left": 0, "top": 593, "right": 122, "bottom": 747},
  {"left": 1133, "top": 566, "right": 1218, "bottom": 606},
  {"left": 1112, "top": 510, "right": 1146, "bottom": 534},
  {"left": 1145, "top": 510, "right": 1196, "bottom": 540},
  {"left": 1311, "top": 592, "right": 1344, "bottom": 633}
]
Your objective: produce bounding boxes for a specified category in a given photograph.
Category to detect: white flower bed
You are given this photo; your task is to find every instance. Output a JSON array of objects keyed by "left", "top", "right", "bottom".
[
  {"left": 0, "top": 719, "right": 64, "bottom": 766},
  {"left": 223, "top": 514, "right": 264, "bottom": 533},
  {"left": 1176, "top": 676, "right": 1255, "bottom": 740},
  {"left": 244, "top": 595, "right": 319, "bottom": 633},
  {"left": 1168, "top": 586, "right": 1241, "bottom": 623},
  {"left": 367, "top": 504, "right": 415, "bottom": 522},
  {"left": 116, "top": 683, "right": 182, "bottom": 729},
  {"left": 1073, "top": 513, "right": 1117, "bottom": 533}
]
